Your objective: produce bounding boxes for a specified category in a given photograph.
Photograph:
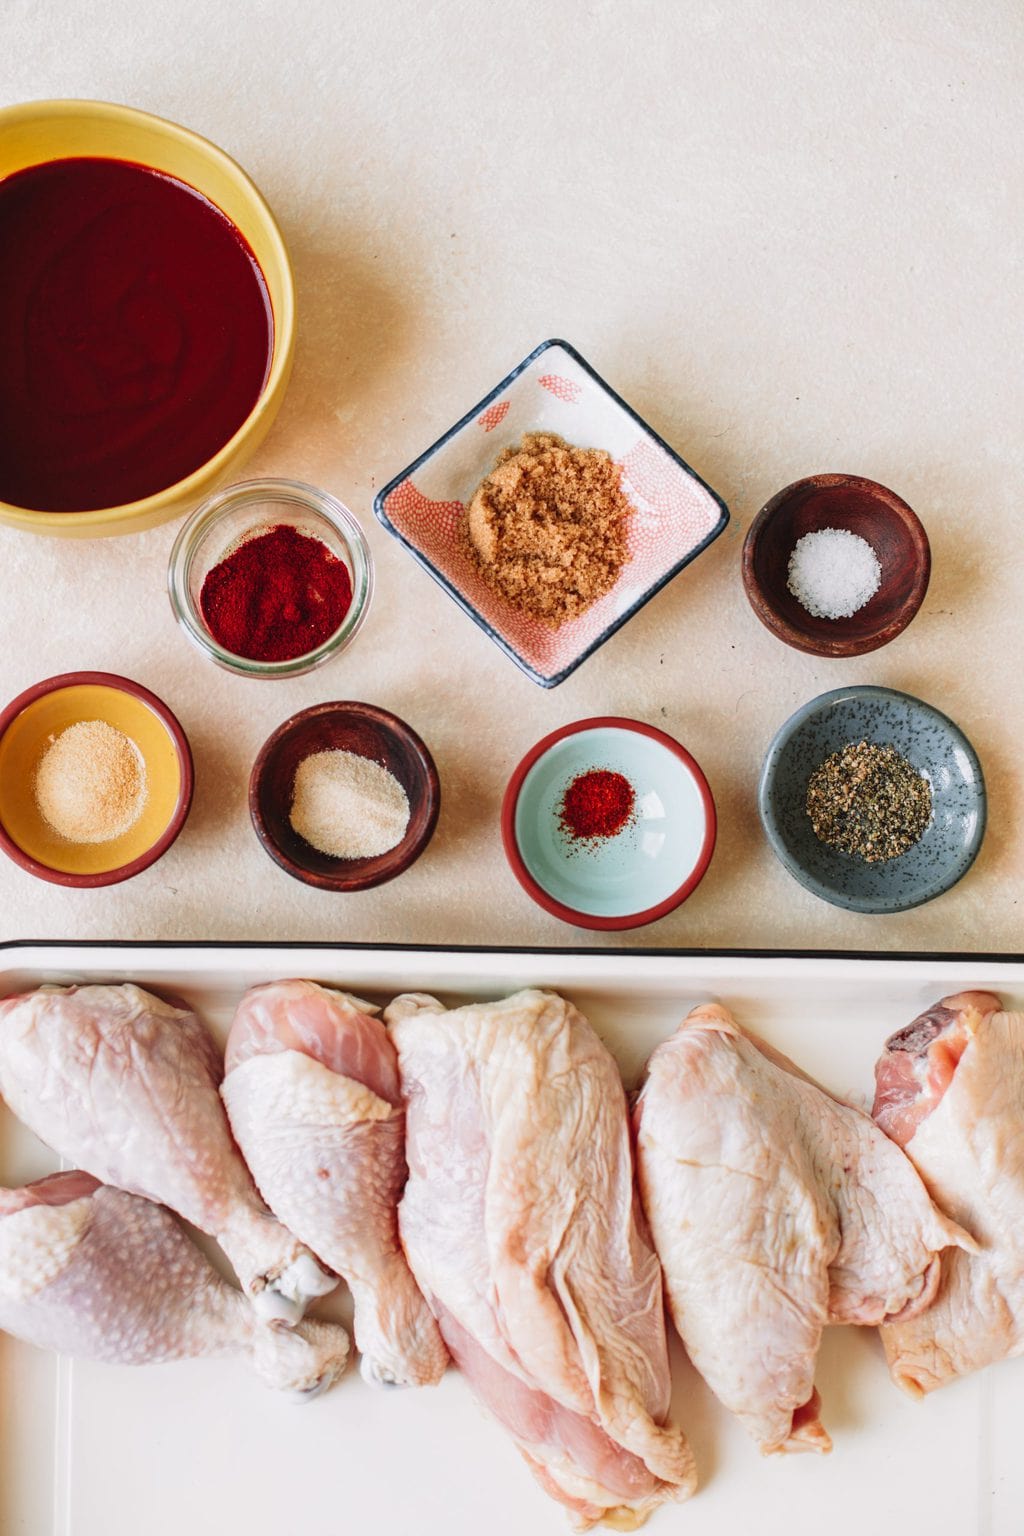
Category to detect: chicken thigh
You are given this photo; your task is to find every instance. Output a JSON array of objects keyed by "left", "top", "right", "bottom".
[
  {"left": 222, "top": 979, "right": 447, "bottom": 1387},
  {"left": 873, "top": 991, "right": 1024, "bottom": 1394},
  {"left": 0, "top": 1171, "right": 349, "bottom": 1392},
  {"left": 387, "top": 987, "right": 695, "bottom": 1531},
  {"left": 0, "top": 984, "right": 335, "bottom": 1323},
  {"left": 635, "top": 1002, "right": 969, "bottom": 1456}
]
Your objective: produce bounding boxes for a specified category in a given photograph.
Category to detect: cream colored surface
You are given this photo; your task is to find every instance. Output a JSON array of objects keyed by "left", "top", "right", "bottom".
[{"left": 0, "top": 0, "right": 1020, "bottom": 950}]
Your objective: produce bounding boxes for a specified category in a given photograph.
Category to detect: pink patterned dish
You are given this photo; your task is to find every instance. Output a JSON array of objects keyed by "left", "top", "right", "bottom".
[{"left": 374, "top": 339, "right": 729, "bottom": 687}]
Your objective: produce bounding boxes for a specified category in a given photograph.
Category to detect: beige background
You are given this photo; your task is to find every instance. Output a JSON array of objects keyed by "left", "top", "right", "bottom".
[{"left": 0, "top": 0, "right": 1020, "bottom": 951}]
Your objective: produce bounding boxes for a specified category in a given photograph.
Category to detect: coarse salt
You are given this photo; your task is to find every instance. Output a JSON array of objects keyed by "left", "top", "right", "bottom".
[{"left": 786, "top": 528, "right": 882, "bottom": 620}]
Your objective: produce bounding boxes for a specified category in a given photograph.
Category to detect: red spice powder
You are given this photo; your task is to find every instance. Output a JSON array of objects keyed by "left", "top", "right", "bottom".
[
  {"left": 558, "top": 769, "right": 636, "bottom": 845},
  {"left": 200, "top": 524, "right": 353, "bottom": 663}
]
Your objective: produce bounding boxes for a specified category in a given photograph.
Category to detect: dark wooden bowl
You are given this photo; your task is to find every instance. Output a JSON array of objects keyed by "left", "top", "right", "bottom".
[
  {"left": 741, "top": 474, "right": 930, "bottom": 657},
  {"left": 249, "top": 701, "right": 440, "bottom": 891}
]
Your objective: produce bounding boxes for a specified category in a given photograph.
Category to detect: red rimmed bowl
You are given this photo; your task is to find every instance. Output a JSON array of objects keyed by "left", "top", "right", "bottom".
[
  {"left": 741, "top": 473, "right": 930, "bottom": 657},
  {"left": 250, "top": 702, "right": 440, "bottom": 891},
  {"left": 0, "top": 671, "right": 193, "bottom": 887},
  {"left": 0, "top": 99, "right": 295, "bottom": 538},
  {"left": 502, "top": 716, "right": 716, "bottom": 931}
]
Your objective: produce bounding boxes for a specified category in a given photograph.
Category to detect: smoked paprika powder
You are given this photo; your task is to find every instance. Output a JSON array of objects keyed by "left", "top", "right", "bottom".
[
  {"left": 200, "top": 524, "right": 353, "bottom": 663},
  {"left": 558, "top": 769, "right": 636, "bottom": 846}
]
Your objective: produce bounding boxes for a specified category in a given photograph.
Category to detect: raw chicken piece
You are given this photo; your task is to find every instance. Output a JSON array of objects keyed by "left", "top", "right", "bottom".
[
  {"left": 636, "top": 1002, "right": 970, "bottom": 1456},
  {"left": 0, "top": 1171, "right": 349, "bottom": 1392},
  {"left": 0, "top": 983, "right": 336, "bottom": 1323},
  {"left": 387, "top": 987, "right": 695, "bottom": 1531},
  {"left": 222, "top": 979, "right": 447, "bottom": 1388},
  {"left": 872, "top": 991, "right": 1024, "bottom": 1394},
  {"left": 873, "top": 992, "right": 1001, "bottom": 1147}
]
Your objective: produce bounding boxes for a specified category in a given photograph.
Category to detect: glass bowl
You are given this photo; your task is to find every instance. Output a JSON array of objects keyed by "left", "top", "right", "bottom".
[{"left": 168, "top": 479, "right": 373, "bottom": 678}]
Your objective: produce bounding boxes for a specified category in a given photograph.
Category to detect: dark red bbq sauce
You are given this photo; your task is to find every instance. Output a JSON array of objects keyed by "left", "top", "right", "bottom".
[{"left": 0, "top": 157, "right": 274, "bottom": 512}]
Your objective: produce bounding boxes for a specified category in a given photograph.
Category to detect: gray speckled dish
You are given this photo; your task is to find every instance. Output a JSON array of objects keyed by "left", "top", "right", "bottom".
[{"left": 758, "top": 685, "right": 986, "bottom": 913}]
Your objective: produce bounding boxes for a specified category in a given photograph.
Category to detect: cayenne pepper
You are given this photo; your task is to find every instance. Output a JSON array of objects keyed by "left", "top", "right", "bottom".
[
  {"left": 558, "top": 769, "right": 636, "bottom": 846},
  {"left": 200, "top": 524, "right": 353, "bottom": 663}
]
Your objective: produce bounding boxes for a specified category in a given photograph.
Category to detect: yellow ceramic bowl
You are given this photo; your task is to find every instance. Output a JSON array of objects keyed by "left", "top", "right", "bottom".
[
  {"left": 0, "top": 672, "right": 193, "bottom": 886},
  {"left": 0, "top": 99, "right": 295, "bottom": 538}
]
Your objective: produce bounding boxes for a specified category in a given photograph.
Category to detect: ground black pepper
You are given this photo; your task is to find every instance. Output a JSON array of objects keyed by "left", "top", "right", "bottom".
[{"left": 805, "top": 740, "right": 931, "bottom": 862}]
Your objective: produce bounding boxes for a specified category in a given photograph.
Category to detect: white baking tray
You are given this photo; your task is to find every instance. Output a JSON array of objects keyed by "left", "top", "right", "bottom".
[{"left": 2, "top": 942, "right": 1022, "bottom": 1536}]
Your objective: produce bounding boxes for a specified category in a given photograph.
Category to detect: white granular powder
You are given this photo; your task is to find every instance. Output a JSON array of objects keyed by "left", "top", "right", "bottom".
[
  {"left": 34, "top": 719, "right": 147, "bottom": 843},
  {"left": 289, "top": 749, "right": 410, "bottom": 860},
  {"left": 786, "top": 528, "right": 882, "bottom": 619}
]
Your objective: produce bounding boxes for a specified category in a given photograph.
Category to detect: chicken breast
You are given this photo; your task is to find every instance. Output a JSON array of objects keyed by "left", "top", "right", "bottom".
[
  {"left": 636, "top": 1002, "right": 969, "bottom": 1455},
  {"left": 387, "top": 987, "right": 695, "bottom": 1531},
  {"left": 873, "top": 991, "right": 1024, "bottom": 1394}
]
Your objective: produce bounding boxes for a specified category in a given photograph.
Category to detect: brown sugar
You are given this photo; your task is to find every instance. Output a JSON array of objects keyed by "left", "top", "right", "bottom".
[{"left": 465, "top": 432, "right": 633, "bottom": 627}]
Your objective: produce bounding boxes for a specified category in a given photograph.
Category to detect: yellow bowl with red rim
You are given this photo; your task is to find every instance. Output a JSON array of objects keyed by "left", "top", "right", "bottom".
[
  {"left": 0, "top": 99, "right": 295, "bottom": 538},
  {"left": 0, "top": 672, "right": 193, "bottom": 886}
]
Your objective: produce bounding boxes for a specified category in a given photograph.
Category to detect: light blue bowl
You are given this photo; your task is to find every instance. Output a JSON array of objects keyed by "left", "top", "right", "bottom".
[{"left": 502, "top": 719, "right": 716, "bottom": 930}]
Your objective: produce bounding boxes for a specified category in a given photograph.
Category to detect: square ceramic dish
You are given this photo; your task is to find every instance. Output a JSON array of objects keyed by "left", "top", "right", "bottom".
[
  {"left": 2, "top": 942, "right": 1023, "bottom": 1536},
  {"left": 374, "top": 339, "right": 729, "bottom": 686}
]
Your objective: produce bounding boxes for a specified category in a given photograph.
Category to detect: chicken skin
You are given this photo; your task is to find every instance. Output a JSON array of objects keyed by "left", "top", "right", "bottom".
[
  {"left": 873, "top": 991, "right": 1024, "bottom": 1394},
  {"left": 387, "top": 987, "right": 695, "bottom": 1531},
  {"left": 636, "top": 1002, "right": 970, "bottom": 1455},
  {"left": 222, "top": 979, "right": 447, "bottom": 1388},
  {"left": 0, "top": 984, "right": 335, "bottom": 1323},
  {"left": 0, "top": 1171, "right": 349, "bottom": 1392}
]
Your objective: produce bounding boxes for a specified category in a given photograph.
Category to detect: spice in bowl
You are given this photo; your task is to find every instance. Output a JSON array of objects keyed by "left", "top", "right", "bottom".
[
  {"left": 34, "top": 720, "right": 147, "bottom": 843},
  {"left": 289, "top": 749, "right": 410, "bottom": 860},
  {"left": 466, "top": 433, "right": 633, "bottom": 627},
  {"left": 787, "top": 528, "right": 881, "bottom": 620},
  {"left": 558, "top": 768, "right": 636, "bottom": 850},
  {"left": 806, "top": 740, "right": 931, "bottom": 862},
  {"left": 200, "top": 525, "right": 354, "bottom": 663}
]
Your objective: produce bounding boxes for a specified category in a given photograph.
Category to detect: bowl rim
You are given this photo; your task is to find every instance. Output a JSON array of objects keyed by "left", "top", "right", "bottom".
[
  {"left": 373, "top": 336, "right": 730, "bottom": 688},
  {"left": 0, "top": 97, "right": 296, "bottom": 533},
  {"left": 0, "top": 670, "right": 194, "bottom": 888},
  {"left": 167, "top": 477, "right": 374, "bottom": 678},
  {"left": 741, "top": 472, "right": 931, "bottom": 658},
  {"left": 501, "top": 714, "right": 717, "bottom": 931},
  {"left": 249, "top": 700, "right": 441, "bottom": 891},
  {"left": 757, "top": 684, "right": 987, "bottom": 914}
]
